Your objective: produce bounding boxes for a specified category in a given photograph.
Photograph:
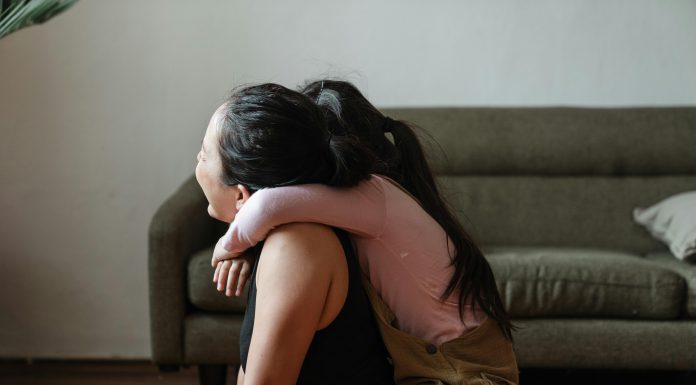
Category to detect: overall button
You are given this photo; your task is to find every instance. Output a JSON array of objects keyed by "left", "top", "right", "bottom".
[{"left": 425, "top": 344, "right": 438, "bottom": 354}]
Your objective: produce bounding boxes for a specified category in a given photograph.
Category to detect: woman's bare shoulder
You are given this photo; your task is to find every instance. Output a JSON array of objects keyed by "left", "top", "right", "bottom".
[
  {"left": 264, "top": 222, "right": 342, "bottom": 254},
  {"left": 255, "top": 222, "right": 349, "bottom": 329},
  {"left": 257, "top": 222, "right": 345, "bottom": 283}
]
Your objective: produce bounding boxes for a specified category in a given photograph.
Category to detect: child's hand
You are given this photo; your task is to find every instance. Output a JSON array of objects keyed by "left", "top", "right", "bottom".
[
  {"left": 211, "top": 237, "right": 242, "bottom": 267},
  {"left": 213, "top": 255, "right": 253, "bottom": 297}
]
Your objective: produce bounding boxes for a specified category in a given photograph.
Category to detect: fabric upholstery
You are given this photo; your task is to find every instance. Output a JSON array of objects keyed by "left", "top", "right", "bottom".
[
  {"left": 184, "top": 313, "right": 244, "bottom": 364},
  {"left": 381, "top": 107, "right": 696, "bottom": 175},
  {"left": 483, "top": 246, "right": 685, "bottom": 319},
  {"left": 188, "top": 247, "right": 248, "bottom": 312},
  {"left": 435, "top": 175, "right": 696, "bottom": 255},
  {"left": 644, "top": 251, "right": 696, "bottom": 318},
  {"left": 511, "top": 318, "right": 696, "bottom": 370}
]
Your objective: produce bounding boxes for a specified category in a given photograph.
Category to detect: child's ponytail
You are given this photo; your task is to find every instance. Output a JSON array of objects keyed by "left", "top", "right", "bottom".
[{"left": 315, "top": 85, "right": 377, "bottom": 187}]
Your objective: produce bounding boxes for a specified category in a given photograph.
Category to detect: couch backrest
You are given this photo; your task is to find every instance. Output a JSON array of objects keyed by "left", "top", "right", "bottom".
[{"left": 381, "top": 107, "right": 696, "bottom": 254}]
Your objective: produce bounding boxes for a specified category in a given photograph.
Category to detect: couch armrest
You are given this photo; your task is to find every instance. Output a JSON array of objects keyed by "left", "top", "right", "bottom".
[{"left": 148, "top": 174, "right": 221, "bottom": 364}]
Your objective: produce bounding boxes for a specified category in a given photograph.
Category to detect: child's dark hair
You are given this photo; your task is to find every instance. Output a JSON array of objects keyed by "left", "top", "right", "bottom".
[
  {"left": 299, "top": 79, "right": 518, "bottom": 342},
  {"left": 215, "top": 83, "right": 377, "bottom": 192}
]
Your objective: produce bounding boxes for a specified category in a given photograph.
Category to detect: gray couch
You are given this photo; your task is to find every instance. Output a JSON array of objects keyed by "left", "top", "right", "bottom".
[{"left": 149, "top": 107, "right": 696, "bottom": 384}]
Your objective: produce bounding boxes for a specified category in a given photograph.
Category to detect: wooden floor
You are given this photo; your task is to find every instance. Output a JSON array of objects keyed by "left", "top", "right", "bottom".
[
  {"left": 1, "top": 360, "right": 695, "bottom": 385},
  {"left": 0, "top": 360, "right": 236, "bottom": 385}
]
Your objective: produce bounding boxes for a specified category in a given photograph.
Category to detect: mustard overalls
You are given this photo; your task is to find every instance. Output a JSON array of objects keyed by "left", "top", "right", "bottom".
[{"left": 361, "top": 275, "right": 520, "bottom": 385}]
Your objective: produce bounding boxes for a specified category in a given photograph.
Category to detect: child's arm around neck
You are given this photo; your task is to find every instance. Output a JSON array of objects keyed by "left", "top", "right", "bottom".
[{"left": 221, "top": 175, "right": 388, "bottom": 253}]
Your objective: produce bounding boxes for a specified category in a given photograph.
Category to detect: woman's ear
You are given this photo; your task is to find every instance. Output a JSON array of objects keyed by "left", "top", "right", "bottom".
[{"left": 235, "top": 184, "right": 252, "bottom": 210}]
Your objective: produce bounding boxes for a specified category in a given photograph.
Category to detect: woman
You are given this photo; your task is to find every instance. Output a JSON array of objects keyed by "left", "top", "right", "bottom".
[
  {"left": 196, "top": 84, "right": 395, "bottom": 385},
  {"left": 213, "top": 80, "right": 520, "bottom": 384}
]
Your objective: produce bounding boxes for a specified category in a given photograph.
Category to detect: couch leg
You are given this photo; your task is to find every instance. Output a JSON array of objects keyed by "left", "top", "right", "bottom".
[
  {"left": 198, "top": 364, "right": 227, "bottom": 385},
  {"left": 158, "top": 364, "right": 180, "bottom": 372}
]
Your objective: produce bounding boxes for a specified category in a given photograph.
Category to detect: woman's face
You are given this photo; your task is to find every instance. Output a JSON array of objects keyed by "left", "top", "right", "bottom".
[{"left": 195, "top": 105, "right": 247, "bottom": 223}]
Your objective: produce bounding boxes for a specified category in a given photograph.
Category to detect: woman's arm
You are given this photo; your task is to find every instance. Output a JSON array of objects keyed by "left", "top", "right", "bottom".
[
  {"left": 222, "top": 177, "right": 386, "bottom": 253},
  {"left": 241, "top": 222, "right": 347, "bottom": 385}
]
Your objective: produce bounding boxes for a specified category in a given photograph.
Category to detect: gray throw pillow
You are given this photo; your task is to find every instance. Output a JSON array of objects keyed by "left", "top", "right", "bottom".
[{"left": 633, "top": 191, "right": 696, "bottom": 261}]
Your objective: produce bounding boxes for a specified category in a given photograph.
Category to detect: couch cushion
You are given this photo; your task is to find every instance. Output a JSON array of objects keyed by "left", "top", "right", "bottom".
[
  {"left": 187, "top": 247, "right": 248, "bottom": 312},
  {"left": 436, "top": 175, "right": 696, "bottom": 255},
  {"left": 483, "top": 246, "right": 685, "bottom": 319},
  {"left": 383, "top": 107, "right": 696, "bottom": 175},
  {"left": 643, "top": 251, "right": 696, "bottom": 318}
]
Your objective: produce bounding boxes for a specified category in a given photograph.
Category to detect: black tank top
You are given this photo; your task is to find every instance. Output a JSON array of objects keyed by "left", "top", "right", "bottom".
[{"left": 239, "top": 228, "right": 394, "bottom": 385}]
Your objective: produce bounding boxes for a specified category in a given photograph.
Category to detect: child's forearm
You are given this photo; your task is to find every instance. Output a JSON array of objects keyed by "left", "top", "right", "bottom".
[{"left": 221, "top": 178, "right": 386, "bottom": 253}]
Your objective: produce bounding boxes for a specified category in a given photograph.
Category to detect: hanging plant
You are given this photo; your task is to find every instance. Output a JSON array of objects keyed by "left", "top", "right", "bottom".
[{"left": 0, "top": 0, "right": 78, "bottom": 40}]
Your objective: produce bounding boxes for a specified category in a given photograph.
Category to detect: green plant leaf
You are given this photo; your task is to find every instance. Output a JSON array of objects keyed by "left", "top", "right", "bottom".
[{"left": 0, "top": 0, "right": 79, "bottom": 40}]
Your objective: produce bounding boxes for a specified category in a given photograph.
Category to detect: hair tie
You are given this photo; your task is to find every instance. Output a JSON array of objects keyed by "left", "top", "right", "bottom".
[
  {"left": 315, "top": 80, "right": 324, "bottom": 104},
  {"left": 382, "top": 117, "right": 394, "bottom": 133}
]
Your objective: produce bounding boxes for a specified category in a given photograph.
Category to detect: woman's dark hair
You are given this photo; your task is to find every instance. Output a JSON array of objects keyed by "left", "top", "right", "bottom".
[
  {"left": 215, "top": 83, "right": 377, "bottom": 192},
  {"left": 298, "top": 79, "right": 518, "bottom": 342}
]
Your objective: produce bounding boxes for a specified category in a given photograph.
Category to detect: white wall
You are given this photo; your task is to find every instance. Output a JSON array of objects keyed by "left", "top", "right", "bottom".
[{"left": 0, "top": 0, "right": 695, "bottom": 359}]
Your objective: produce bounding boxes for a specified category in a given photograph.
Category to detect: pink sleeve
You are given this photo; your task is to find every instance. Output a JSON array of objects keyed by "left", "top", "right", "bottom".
[{"left": 220, "top": 176, "right": 387, "bottom": 253}]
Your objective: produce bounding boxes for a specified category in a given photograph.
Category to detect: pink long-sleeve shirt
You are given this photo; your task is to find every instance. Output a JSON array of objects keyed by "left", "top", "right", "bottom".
[{"left": 221, "top": 174, "right": 487, "bottom": 345}]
